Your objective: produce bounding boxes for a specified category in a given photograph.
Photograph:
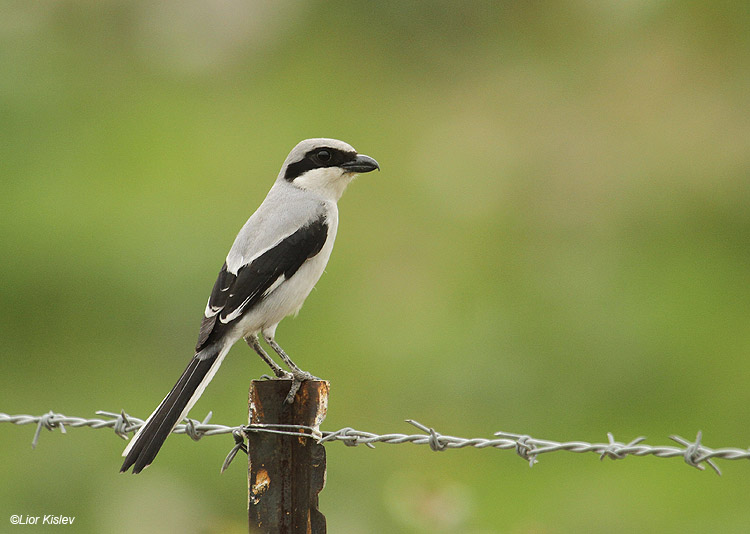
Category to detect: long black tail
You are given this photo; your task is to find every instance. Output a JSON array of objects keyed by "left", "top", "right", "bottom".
[{"left": 120, "top": 353, "right": 219, "bottom": 474}]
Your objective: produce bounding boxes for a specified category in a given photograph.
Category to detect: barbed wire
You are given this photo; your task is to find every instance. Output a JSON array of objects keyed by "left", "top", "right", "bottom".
[{"left": 3, "top": 410, "right": 749, "bottom": 475}]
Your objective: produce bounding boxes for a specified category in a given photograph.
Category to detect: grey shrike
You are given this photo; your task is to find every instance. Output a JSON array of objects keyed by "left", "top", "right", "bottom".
[{"left": 120, "top": 138, "right": 379, "bottom": 473}]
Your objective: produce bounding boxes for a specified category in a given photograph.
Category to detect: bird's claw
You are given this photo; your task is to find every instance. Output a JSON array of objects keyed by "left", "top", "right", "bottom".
[
  {"left": 283, "top": 370, "right": 319, "bottom": 404},
  {"left": 260, "top": 372, "right": 288, "bottom": 381},
  {"left": 260, "top": 368, "right": 296, "bottom": 382}
]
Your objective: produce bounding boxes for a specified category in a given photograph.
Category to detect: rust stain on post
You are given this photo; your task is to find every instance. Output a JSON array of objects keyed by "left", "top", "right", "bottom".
[
  {"left": 250, "top": 468, "right": 270, "bottom": 505},
  {"left": 248, "top": 380, "right": 329, "bottom": 534}
]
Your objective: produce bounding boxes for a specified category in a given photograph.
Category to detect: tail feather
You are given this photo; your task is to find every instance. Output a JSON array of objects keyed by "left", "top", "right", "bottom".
[{"left": 120, "top": 348, "right": 226, "bottom": 474}]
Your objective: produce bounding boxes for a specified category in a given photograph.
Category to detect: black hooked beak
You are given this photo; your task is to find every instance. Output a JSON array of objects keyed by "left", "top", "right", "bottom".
[{"left": 341, "top": 154, "right": 380, "bottom": 174}]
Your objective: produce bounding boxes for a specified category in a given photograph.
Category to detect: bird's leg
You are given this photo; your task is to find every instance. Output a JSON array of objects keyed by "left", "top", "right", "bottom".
[
  {"left": 263, "top": 334, "right": 320, "bottom": 404},
  {"left": 264, "top": 335, "right": 318, "bottom": 378},
  {"left": 245, "top": 335, "right": 292, "bottom": 380}
]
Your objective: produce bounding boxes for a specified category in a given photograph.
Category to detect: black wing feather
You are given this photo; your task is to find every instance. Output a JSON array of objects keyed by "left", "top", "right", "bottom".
[
  {"left": 196, "top": 262, "right": 236, "bottom": 350},
  {"left": 195, "top": 214, "right": 328, "bottom": 353}
]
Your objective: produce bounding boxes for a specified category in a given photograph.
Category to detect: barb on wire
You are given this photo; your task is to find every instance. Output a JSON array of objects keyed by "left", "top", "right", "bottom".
[
  {"left": 221, "top": 429, "right": 248, "bottom": 474},
  {"left": 512, "top": 434, "right": 538, "bottom": 466},
  {"left": 2, "top": 411, "right": 749, "bottom": 475},
  {"left": 670, "top": 431, "right": 722, "bottom": 475},
  {"left": 184, "top": 412, "right": 214, "bottom": 442}
]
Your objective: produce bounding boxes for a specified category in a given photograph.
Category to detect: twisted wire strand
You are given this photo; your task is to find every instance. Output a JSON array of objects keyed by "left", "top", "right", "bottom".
[{"left": 2, "top": 411, "right": 748, "bottom": 475}]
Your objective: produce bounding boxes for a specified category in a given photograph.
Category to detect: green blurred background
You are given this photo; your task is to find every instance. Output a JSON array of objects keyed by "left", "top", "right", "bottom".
[{"left": 2, "top": 1, "right": 750, "bottom": 532}]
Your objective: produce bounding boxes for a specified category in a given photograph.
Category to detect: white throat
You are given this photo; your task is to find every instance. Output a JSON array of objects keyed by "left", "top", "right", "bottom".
[{"left": 292, "top": 167, "right": 356, "bottom": 202}]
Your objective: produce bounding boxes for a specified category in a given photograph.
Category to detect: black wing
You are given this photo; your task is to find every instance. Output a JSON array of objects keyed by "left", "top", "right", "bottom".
[{"left": 195, "top": 214, "right": 328, "bottom": 353}]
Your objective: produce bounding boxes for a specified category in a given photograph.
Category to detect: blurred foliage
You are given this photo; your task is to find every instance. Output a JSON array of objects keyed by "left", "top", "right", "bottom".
[{"left": 1, "top": 1, "right": 750, "bottom": 532}]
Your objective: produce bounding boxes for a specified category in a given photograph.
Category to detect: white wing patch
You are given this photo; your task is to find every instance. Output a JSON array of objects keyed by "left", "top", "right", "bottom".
[
  {"left": 262, "top": 274, "right": 286, "bottom": 298},
  {"left": 220, "top": 296, "right": 251, "bottom": 323},
  {"left": 204, "top": 297, "right": 221, "bottom": 318},
  {"left": 218, "top": 273, "right": 287, "bottom": 324}
]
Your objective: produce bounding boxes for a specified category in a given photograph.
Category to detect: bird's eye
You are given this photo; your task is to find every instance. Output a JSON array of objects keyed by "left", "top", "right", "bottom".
[{"left": 316, "top": 149, "right": 331, "bottom": 163}]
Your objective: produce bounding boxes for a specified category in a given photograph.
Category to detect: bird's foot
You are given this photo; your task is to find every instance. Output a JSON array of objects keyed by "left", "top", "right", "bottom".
[
  {"left": 284, "top": 370, "right": 320, "bottom": 404},
  {"left": 259, "top": 371, "right": 293, "bottom": 381}
]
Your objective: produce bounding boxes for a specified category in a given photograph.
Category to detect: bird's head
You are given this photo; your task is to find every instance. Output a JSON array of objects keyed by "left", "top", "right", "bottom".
[{"left": 279, "top": 138, "right": 379, "bottom": 201}]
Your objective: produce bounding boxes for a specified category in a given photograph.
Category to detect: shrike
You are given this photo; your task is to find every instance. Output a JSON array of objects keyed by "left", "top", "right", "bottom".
[{"left": 121, "top": 138, "right": 379, "bottom": 473}]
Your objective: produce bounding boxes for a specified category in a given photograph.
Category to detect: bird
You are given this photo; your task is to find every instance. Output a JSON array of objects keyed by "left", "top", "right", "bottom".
[{"left": 120, "top": 138, "right": 379, "bottom": 474}]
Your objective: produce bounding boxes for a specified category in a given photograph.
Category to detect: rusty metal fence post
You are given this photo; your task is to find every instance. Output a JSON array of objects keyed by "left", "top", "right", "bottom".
[{"left": 248, "top": 379, "right": 329, "bottom": 533}]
